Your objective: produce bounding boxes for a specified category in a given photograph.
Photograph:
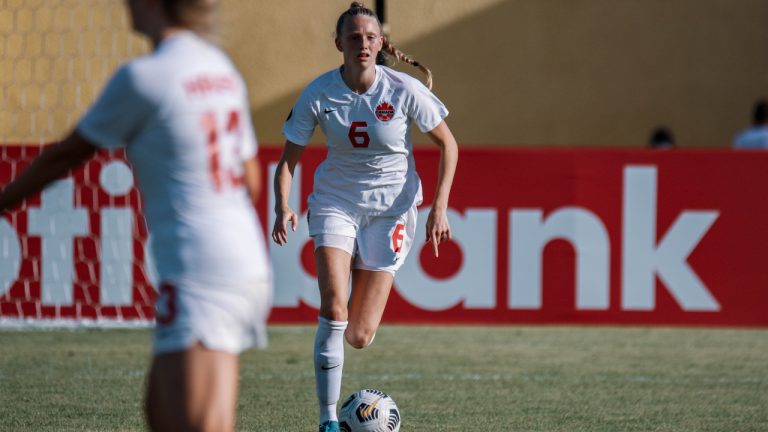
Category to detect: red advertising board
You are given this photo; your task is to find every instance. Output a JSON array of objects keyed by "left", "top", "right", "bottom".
[{"left": 1, "top": 145, "right": 767, "bottom": 326}]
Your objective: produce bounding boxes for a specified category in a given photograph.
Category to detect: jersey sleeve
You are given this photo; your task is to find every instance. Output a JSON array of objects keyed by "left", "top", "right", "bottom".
[
  {"left": 77, "top": 64, "right": 154, "bottom": 150},
  {"left": 282, "top": 85, "right": 318, "bottom": 146},
  {"left": 406, "top": 80, "right": 449, "bottom": 133}
]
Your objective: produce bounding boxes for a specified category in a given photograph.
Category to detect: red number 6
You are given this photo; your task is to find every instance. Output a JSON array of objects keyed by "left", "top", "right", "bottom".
[{"left": 348, "top": 121, "right": 370, "bottom": 148}]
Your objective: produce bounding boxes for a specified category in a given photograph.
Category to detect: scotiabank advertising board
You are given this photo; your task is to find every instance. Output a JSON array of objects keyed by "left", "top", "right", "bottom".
[{"left": 1, "top": 146, "right": 767, "bottom": 326}]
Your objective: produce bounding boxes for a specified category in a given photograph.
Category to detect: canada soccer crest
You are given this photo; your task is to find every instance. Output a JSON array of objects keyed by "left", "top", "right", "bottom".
[{"left": 375, "top": 101, "right": 395, "bottom": 122}]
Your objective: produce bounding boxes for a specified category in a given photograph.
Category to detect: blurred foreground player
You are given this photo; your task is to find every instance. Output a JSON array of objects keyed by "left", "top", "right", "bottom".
[
  {"left": 271, "top": 3, "right": 458, "bottom": 431},
  {"left": 0, "top": 0, "right": 272, "bottom": 430}
]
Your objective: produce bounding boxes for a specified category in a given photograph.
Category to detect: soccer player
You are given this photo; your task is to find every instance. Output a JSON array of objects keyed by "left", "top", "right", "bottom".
[
  {"left": 0, "top": 0, "right": 271, "bottom": 431},
  {"left": 271, "top": 3, "right": 458, "bottom": 431}
]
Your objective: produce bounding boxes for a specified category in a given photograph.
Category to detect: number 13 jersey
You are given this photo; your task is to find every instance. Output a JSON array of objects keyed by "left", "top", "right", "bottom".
[
  {"left": 283, "top": 65, "right": 449, "bottom": 216},
  {"left": 77, "top": 31, "right": 270, "bottom": 290}
]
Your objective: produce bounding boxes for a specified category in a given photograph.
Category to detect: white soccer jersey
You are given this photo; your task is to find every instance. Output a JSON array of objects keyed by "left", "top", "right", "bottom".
[
  {"left": 78, "top": 31, "right": 270, "bottom": 291},
  {"left": 283, "top": 65, "right": 449, "bottom": 216}
]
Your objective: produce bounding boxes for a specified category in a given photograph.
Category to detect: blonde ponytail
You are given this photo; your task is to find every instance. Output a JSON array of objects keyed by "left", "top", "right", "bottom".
[{"left": 381, "top": 38, "right": 433, "bottom": 90}]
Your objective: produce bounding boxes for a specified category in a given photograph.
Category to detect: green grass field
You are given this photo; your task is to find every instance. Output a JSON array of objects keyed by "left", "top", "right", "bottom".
[{"left": 1, "top": 325, "right": 767, "bottom": 431}]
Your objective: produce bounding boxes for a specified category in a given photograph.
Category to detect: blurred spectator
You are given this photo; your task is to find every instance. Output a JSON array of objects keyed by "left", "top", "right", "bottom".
[
  {"left": 649, "top": 126, "right": 675, "bottom": 149},
  {"left": 733, "top": 99, "right": 768, "bottom": 149}
]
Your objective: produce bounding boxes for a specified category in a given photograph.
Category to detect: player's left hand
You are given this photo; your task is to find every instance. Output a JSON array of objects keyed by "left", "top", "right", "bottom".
[{"left": 425, "top": 206, "right": 451, "bottom": 257}]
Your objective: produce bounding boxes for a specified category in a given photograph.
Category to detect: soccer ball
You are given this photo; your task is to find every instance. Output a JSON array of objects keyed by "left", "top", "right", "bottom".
[{"left": 339, "top": 389, "right": 401, "bottom": 432}]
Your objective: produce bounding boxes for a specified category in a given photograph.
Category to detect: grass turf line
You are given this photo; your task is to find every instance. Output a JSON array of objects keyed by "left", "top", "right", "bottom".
[{"left": 0, "top": 326, "right": 766, "bottom": 431}]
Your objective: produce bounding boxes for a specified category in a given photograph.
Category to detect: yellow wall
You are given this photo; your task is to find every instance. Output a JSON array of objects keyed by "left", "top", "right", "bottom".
[
  {"left": 0, "top": 0, "right": 150, "bottom": 145},
  {"left": 3, "top": 0, "right": 768, "bottom": 147}
]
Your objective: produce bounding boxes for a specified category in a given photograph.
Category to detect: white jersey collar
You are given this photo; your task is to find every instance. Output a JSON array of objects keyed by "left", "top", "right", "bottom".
[
  {"left": 334, "top": 65, "right": 383, "bottom": 97},
  {"left": 156, "top": 30, "right": 198, "bottom": 53}
]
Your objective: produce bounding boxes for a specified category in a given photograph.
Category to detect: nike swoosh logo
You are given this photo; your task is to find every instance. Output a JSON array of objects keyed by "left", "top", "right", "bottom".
[
  {"left": 321, "top": 364, "right": 341, "bottom": 370},
  {"left": 362, "top": 397, "right": 382, "bottom": 418},
  {"left": 324, "top": 108, "right": 337, "bottom": 113}
]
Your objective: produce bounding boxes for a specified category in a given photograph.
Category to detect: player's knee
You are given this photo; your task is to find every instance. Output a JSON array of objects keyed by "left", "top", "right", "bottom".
[
  {"left": 319, "top": 303, "right": 347, "bottom": 322},
  {"left": 345, "top": 333, "right": 368, "bottom": 349},
  {"left": 345, "top": 328, "right": 374, "bottom": 349}
]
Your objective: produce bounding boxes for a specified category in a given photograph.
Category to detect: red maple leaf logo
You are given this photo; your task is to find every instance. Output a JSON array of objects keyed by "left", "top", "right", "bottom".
[{"left": 375, "top": 102, "right": 395, "bottom": 122}]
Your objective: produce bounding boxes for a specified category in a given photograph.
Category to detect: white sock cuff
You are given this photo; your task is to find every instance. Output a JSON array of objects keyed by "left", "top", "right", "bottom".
[{"left": 318, "top": 316, "right": 348, "bottom": 331}]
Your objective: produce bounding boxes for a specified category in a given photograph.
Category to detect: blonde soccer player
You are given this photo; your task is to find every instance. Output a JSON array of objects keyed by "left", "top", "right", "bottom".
[
  {"left": 271, "top": 3, "right": 458, "bottom": 431},
  {"left": 0, "top": 0, "right": 272, "bottom": 430}
]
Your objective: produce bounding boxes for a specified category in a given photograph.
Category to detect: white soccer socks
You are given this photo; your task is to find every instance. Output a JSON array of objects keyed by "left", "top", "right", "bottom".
[{"left": 314, "top": 316, "right": 348, "bottom": 423}]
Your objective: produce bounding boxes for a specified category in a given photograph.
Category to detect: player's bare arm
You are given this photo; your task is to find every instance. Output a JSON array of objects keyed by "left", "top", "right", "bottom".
[
  {"left": 424, "top": 120, "right": 458, "bottom": 257},
  {"left": 271, "top": 141, "right": 306, "bottom": 245},
  {"left": 0, "top": 131, "right": 97, "bottom": 212},
  {"left": 242, "top": 157, "right": 263, "bottom": 205}
]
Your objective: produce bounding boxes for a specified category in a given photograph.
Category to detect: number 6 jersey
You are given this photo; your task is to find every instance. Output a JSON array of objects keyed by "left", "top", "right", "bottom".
[
  {"left": 283, "top": 65, "right": 449, "bottom": 216},
  {"left": 78, "top": 31, "right": 270, "bottom": 291}
]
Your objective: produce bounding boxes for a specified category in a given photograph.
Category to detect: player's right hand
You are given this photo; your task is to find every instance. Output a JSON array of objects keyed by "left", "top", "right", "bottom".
[{"left": 272, "top": 207, "right": 298, "bottom": 245}]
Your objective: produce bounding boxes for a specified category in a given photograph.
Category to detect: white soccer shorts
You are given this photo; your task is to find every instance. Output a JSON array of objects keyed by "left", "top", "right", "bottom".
[
  {"left": 309, "top": 205, "right": 418, "bottom": 275},
  {"left": 152, "top": 277, "right": 271, "bottom": 355}
]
